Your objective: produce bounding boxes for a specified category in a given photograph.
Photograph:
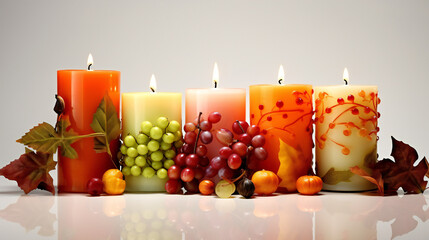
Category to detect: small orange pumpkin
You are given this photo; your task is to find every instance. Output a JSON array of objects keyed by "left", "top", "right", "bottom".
[
  {"left": 251, "top": 170, "right": 279, "bottom": 195},
  {"left": 296, "top": 175, "right": 323, "bottom": 195}
]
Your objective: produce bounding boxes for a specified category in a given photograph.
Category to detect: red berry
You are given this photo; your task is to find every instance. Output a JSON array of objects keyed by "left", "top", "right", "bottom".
[
  {"left": 325, "top": 107, "right": 332, "bottom": 113},
  {"left": 228, "top": 154, "right": 242, "bottom": 170},
  {"left": 246, "top": 125, "right": 260, "bottom": 137},
  {"left": 208, "top": 112, "right": 222, "bottom": 123},
  {"left": 267, "top": 116, "right": 272, "bottom": 121},
  {"left": 219, "top": 146, "right": 233, "bottom": 159},
  {"left": 200, "top": 120, "right": 212, "bottom": 131},
  {"left": 347, "top": 94, "right": 355, "bottom": 102},
  {"left": 276, "top": 100, "right": 284, "bottom": 108},
  {"left": 238, "top": 133, "right": 252, "bottom": 145},
  {"left": 258, "top": 105, "right": 264, "bottom": 110},
  {"left": 337, "top": 98, "right": 344, "bottom": 104},
  {"left": 351, "top": 108, "right": 359, "bottom": 115},
  {"left": 87, "top": 178, "right": 103, "bottom": 196},
  {"left": 181, "top": 168, "right": 195, "bottom": 182},
  {"left": 168, "top": 165, "right": 182, "bottom": 180},
  {"left": 232, "top": 142, "right": 248, "bottom": 157},
  {"left": 175, "top": 153, "right": 187, "bottom": 167},
  {"left": 251, "top": 135, "right": 265, "bottom": 147},
  {"left": 296, "top": 97, "right": 304, "bottom": 105},
  {"left": 186, "top": 154, "right": 199, "bottom": 168},
  {"left": 165, "top": 179, "right": 182, "bottom": 194}
]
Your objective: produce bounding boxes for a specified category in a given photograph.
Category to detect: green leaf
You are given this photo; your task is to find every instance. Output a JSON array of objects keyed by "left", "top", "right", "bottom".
[
  {"left": 321, "top": 167, "right": 353, "bottom": 185},
  {"left": 16, "top": 118, "right": 78, "bottom": 159},
  {"left": 90, "top": 93, "right": 121, "bottom": 156}
]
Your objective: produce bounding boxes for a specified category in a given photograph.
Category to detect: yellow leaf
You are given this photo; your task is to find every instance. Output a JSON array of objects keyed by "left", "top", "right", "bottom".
[{"left": 277, "top": 138, "right": 306, "bottom": 192}]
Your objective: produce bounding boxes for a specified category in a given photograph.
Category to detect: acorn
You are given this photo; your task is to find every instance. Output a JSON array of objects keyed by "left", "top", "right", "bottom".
[
  {"left": 237, "top": 177, "right": 255, "bottom": 199},
  {"left": 54, "top": 94, "right": 65, "bottom": 115}
]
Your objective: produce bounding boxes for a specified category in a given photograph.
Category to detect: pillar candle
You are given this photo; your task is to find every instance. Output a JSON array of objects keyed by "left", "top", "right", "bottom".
[
  {"left": 249, "top": 83, "right": 313, "bottom": 192},
  {"left": 185, "top": 63, "right": 246, "bottom": 159},
  {"left": 57, "top": 55, "right": 120, "bottom": 193},
  {"left": 314, "top": 69, "right": 380, "bottom": 191},
  {"left": 122, "top": 76, "right": 182, "bottom": 192}
]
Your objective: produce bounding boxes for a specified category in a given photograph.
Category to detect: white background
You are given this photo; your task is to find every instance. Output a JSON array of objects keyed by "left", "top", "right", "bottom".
[{"left": 1, "top": 0, "right": 428, "bottom": 174}]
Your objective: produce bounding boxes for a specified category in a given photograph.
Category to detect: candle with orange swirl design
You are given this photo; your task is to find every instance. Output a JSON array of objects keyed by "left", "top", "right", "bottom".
[
  {"left": 314, "top": 68, "right": 380, "bottom": 191},
  {"left": 249, "top": 65, "right": 313, "bottom": 192}
]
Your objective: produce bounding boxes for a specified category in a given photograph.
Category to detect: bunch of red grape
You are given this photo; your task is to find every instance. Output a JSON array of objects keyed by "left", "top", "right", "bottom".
[{"left": 165, "top": 112, "right": 222, "bottom": 194}]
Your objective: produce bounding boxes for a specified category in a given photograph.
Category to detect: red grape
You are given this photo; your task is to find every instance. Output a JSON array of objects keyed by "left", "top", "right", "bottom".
[
  {"left": 218, "top": 167, "right": 233, "bottom": 180},
  {"left": 232, "top": 121, "right": 249, "bottom": 134},
  {"left": 194, "top": 167, "right": 204, "bottom": 180},
  {"left": 186, "top": 154, "right": 199, "bottom": 168},
  {"left": 193, "top": 116, "right": 205, "bottom": 126},
  {"left": 200, "top": 121, "right": 212, "bottom": 131},
  {"left": 87, "top": 178, "right": 103, "bottom": 196},
  {"left": 175, "top": 153, "right": 187, "bottom": 167},
  {"left": 251, "top": 135, "right": 265, "bottom": 147},
  {"left": 232, "top": 142, "right": 248, "bottom": 157},
  {"left": 238, "top": 133, "right": 252, "bottom": 145},
  {"left": 215, "top": 128, "right": 234, "bottom": 145},
  {"left": 246, "top": 125, "right": 260, "bottom": 137},
  {"left": 165, "top": 179, "right": 182, "bottom": 194},
  {"left": 184, "top": 123, "right": 196, "bottom": 132},
  {"left": 247, "top": 154, "right": 259, "bottom": 170},
  {"left": 204, "top": 166, "right": 218, "bottom": 178},
  {"left": 210, "top": 156, "right": 227, "bottom": 170},
  {"left": 199, "top": 156, "right": 210, "bottom": 167},
  {"left": 254, "top": 147, "right": 268, "bottom": 160},
  {"left": 200, "top": 131, "right": 213, "bottom": 144},
  {"left": 196, "top": 145, "right": 207, "bottom": 157},
  {"left": 219, "top": 146, "right": 233, "bottom": 159},
  {"left": 181, "top": 168, "right": 195, "bottom": 182},
  {"left": 208, "top": 112, "right": 222, "bottom": 123},
  {"left": 168, "top": 165, "right": 182, "bottom": 179},
  {"left": 227, "top": 154, "right": 242, "bottom": 170},
  {"left": 184, "top": 131, "right": 197, "bottom": 144},
  {"left": 181, "top": 143, "right": 193, "bottom": 154},
  {"left": 184, "top": 179, "right": 199, "bottom": 193}
]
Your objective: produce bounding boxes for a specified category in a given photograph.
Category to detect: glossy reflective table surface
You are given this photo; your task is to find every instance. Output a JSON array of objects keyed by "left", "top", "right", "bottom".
[{"left": 0, "top": 181, "right": 428, "bottom": 240}]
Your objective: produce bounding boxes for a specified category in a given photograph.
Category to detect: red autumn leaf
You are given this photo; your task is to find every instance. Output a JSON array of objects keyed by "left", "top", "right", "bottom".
[
  {"left": 351, "top": 137, "right": 428, "bottom": 195},
  {"left": 0, "top": 149, "right": 56, "bottom": 195},
  {"left": 350, "top": 166, "right": 384, "bottom": 194}
]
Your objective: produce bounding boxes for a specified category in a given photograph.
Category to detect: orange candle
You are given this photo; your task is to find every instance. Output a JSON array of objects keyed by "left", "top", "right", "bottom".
[
  {"left": 249, "top": 66, "right": 313, "bottom": 192},
  {"left": 57, "top": 54, "right": 120, "bottom": 193}
]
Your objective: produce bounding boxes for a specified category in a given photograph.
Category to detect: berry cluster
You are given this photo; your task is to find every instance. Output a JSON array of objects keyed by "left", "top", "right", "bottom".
[
  {"left": 119, "top": 117, "right": 183, "bottom": 180},
  {"left": 165, "top": 112, "right": 221, "bottom": 194}
]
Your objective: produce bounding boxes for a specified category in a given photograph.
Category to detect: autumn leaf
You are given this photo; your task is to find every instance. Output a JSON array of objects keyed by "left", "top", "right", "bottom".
[
  {"left": 321, "top": 167, "right": 353, "bottom": 185},
  {"left": 0, "top": 149, "right": 56, "bottom": 195},
  {"left": 90, "top": 93, "right": 121, "bottom": 156},
  {"left": 350, "top": 166, "right": 383, "bottom": 194},
  {"left": 351, "top": 137, "right": 428, "bottom": 195},
  {"left": 16, "top": 118, "right": 78, "bottom": 159}
]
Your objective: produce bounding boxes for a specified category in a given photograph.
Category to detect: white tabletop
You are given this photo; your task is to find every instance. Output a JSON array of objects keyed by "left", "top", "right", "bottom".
[{"left": 0, "top": 180, "right": 428, "bottom": 240}]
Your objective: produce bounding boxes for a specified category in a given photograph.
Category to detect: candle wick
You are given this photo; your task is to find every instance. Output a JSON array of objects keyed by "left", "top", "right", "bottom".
[
  {"left": 278, "top": 78, "right": 283, "bottom": 85},
  {"left": 214, "top": 81, "right": 217, "bottom": 88},
  {"left": 344, "top": 79, "right": 348, "bottom": 85},
  {"left": 150, "top": 87, "right": 155, "bottom": 93},
  {"left": 87, "top": 63, "right": 92, "bottom": 71}
]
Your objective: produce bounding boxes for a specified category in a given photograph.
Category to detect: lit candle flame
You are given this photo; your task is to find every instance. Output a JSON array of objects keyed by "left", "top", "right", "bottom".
[
  {"left": 87, "top": 53, "right": 93, "bottom": 71},
  {"left": 213, "top": 62, "right": 219, "bottom": 88},
  {"left": 278, "top": 65, "right": 285, "bottom": 84},
  {"left": 343, "top": 68, "right": 349, "bottom": 85},
  {"left": 150, "top": 74, "right": 157, "bottom": 92}
]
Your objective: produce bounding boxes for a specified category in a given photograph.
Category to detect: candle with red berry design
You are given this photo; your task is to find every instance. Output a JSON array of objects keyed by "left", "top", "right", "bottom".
[
  {"left": 314, "top": 68, "right": 380, "bottom": 191},
  {"left": 249, "top": 65, "right": 313, "bottom": 193}
]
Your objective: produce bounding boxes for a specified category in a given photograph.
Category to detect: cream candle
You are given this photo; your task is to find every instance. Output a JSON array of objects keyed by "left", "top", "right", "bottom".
[
  {"left": 314, "top": 68, "right": 380, "bottom": 191},
  {"left": 122, "top": 75, "right": 182, "bottom": 192},
  {"left": 185, "top": 63, "right": 246, "bottom": 159}
]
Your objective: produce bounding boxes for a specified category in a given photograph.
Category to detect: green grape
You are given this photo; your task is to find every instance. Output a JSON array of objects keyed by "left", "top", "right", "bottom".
[
  {"left": 215, "top": 180, "right": 236, "bottom": 198},
  {"left": 150, "top": 126, "right": 163, "bottom": 140},
  {"left": 163, "top": 159, "right": 175, "bottom": 169},
  {"left": 160, "top": 142, "right": 172, "bottom": 151},
  {"left": 151, "top": 151, "right": 164, "bottom": 161},
  {"left": 173, "top": 131, "right": 182, "bottom": 141},
  {"left": 120, "top": 145, "right": 128, "bottom": 155},
  {"left": 131, "top": 165, "right": 142, "bottom": 176},
  {"left": 135, "top": 156, "right": 146, "bottom": 167},
  {"left": 167, "top": 120, "right": 180, "bottom": 132},
  {"left": 147, "top": 140, "right": 160, "bottom": 152},
  {"left": 124, "top": 135, "right": 137, "bottom": 147},
  {"left": 151, "top": 161, "right": 163, "bottom": 170},
  {"left": 142, "top": 167, "right": 155, "bottom": 178},
  {"left": 162, "top": 133, "right": 175, "bottom": 144},
  {"left": 136, "top": 133, "right": 149, "bottom": 145},
  {"left": 156, "top": 117, "right": 169, "bottom": 129},
  {"left": 141, "top": 121, "right": 153, "bottom": 134},
  {"left": 122, "top": 166, "right": 131, "bottom": 176},
  {"left": 174, "top": 140, "right": 184, "bottom": 149},
  {"left": 137, "top": 144, "right": 149, "bottom": 155},
  {"left": 127, "top": 147, "right": 138, "bottom": 158},
  {"left": 164, "top": 149, "right": 176, "bottom": 159},
  {"left": 124, "top": 156, "right": 135, "bottom": 167},
  {"left": 157, "top": 168, "right": 168, "bottom": 179}
]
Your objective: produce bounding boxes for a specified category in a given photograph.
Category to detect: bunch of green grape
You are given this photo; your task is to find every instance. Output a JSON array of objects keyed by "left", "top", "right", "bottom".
[{"left": 119, "top": 117, "right": 183, "bottom": 179}]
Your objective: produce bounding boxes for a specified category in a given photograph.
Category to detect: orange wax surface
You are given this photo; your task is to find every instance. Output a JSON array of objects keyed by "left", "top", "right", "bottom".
[
  {"left": 249, "top": 84, "right": 313, "bottom": 192},
  {"left": 57, "top": 70, "right": 120, "bottom": 193},
  {"left": 186, "top": 88, "right": 246, "bottom": 159}
]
